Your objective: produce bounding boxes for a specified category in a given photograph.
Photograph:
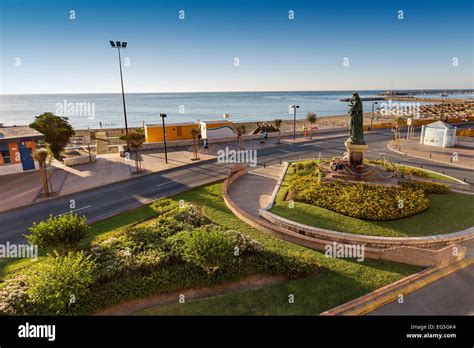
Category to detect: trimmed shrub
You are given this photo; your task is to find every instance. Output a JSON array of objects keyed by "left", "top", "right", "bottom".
[
  {"left": 25, "top": 252, "right": 97, "bottom": 314},
  {"left": 26, "top": 213, "right": 89, "bottom": 256},
  {"left": 178, "top": 227, "right": 236, "bottom": 274},
  {"left": 289, "top": 175, "right": 428, "bottom": 221}
]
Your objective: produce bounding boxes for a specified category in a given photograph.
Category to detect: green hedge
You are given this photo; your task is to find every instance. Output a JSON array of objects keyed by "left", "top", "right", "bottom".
[{"left": 289, "top": 176, "right": 429, "bottom": 221}]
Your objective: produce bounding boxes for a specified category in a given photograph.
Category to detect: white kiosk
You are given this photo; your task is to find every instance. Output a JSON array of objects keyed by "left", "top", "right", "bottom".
[{"left": 420, "top": 121, "right": 456, "bottom": 148}]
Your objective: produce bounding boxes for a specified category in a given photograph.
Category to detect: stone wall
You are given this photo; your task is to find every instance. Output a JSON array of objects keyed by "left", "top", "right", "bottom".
[{"left": 222, "top": 166, "right": 471, "bottom": 267}]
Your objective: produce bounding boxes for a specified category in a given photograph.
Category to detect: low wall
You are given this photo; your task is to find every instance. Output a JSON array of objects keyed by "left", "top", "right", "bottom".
[
  {"left": 222, "top": 166, "right": 470, "bottom": 267},
  {"left": 259, "top": 209, "right": 474, "bottom": 250}
]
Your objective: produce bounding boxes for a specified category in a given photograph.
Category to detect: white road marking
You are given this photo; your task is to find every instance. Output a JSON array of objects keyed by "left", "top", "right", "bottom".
[
  {"left": 156, "top": 181, "right": 174, "bottom": 188},
  {"left": 55, "top": 205, "right": 92, "bottom": 217}
]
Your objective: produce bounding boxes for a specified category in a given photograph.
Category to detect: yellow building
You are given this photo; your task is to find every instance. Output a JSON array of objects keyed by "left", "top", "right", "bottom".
[{"left": 144, "top": 120, "right": 234, "bottom": 143}]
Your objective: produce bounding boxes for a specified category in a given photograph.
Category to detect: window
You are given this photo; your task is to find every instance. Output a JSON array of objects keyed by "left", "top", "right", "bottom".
[{"left": 0, "top": 150, "right": 11, "bottom": 164}]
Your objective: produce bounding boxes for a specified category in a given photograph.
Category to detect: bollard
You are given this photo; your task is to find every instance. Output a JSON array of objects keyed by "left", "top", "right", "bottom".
[
  {"left": 442, "top": 170, "right": 445, "bottom": 174},
  {"left": 263, "top": 162, "right": 266, "bottom": 168},
  {"left": 464, "top": 178, "right": 467, "bottom": 182},
  {"left": 279, "top": 158, "right": 281, "bottom": 165},
  {"left": 430, "top": 153, "right": 432, "bottom": 159}
]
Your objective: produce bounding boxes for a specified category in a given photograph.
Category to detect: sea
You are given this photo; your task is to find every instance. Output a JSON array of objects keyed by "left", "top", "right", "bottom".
[{"left": 0, "top": 90, "right": 473, "bottom": 129}]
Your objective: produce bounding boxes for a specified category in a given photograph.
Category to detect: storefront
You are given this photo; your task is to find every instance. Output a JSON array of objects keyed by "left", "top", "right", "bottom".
[{"left": 0, "top": 126, "right": 45, "bottom": 175}]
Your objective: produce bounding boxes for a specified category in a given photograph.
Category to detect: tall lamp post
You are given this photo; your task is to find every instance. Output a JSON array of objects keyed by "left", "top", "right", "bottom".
[
  {"left": 291, "top": 105, "right": 300, "bottom": 141},
  {"left": 370, "top": 101, "right": 378, "bottom": 132},
  {"left": 110, "top": 40, "right": 129, "bottom": 150},
  {"left": 160, "top": 113, "right": 168, "bottom": 163}
]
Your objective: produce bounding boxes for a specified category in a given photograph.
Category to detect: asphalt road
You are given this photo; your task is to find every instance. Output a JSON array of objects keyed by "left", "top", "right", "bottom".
[
  {"left": 1, "top": 127, "right": 473, "bottom": 244},
  {"left": 370, "top": 263, "right": 474, "bottom": 315}
]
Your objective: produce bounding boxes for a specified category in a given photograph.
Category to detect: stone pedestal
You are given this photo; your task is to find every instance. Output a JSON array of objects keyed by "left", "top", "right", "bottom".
[{"left": 344, "top": 140, "right": 368, "bottom": 165}]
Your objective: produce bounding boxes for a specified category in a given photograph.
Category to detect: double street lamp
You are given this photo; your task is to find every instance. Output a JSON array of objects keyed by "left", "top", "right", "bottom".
[
  {"left": 370, "top": 101, "right": 379, "bottom": 132},
  {"left": 110, "top": 40, "right": 129, "bottom": 150},
  {"left": 290, "top": 105, "right": 300, "bottom": 141},
  {"left": 160, "top": 113, "right": 168, "bottom": 164}
]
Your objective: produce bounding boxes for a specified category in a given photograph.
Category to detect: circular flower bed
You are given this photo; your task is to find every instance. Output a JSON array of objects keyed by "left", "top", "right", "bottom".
[{"left": 288, "top": 170, "right": 449, "bottom": 221}]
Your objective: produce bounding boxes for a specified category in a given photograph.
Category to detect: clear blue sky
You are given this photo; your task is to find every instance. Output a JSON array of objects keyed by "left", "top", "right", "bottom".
[{"left": 0, "top": 0, "right": 472, "bottom": 94}]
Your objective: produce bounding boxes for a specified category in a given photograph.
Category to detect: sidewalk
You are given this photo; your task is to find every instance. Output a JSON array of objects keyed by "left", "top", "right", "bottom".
[
  {"left": 0, "top": 134, "right": 321, "bottom": 213},
  {"left": 389, "top": 138, "right": 474, "bottom": 169}
]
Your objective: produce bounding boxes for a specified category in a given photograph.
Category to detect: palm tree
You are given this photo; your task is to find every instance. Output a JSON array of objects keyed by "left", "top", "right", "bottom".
[
  {"left": 235, "top": 125, "right": 246, "bottom": 150},
  {"left": 274, "top": 119, "right": 282, "bottom": 144},
  {"left": 34, "top": 149, "right": 50, "bottom": 197},
  {"left": 120, "top": 132, "right": 145, "bottom": 173},
  {"left": 190, "top": 128, "right": 200, "bottom": 160},
  {"left": 306, "top": 112, "right": 317, "bottom": 139}
]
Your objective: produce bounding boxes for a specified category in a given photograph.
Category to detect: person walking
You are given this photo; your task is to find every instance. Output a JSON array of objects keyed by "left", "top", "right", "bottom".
[{"left": 203, "top": 138, "right": 209, "bottom": 154}]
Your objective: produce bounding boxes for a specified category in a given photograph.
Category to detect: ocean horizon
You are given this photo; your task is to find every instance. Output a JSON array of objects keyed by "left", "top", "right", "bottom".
[{"left": 1, "top": 90, "right": 473, "bottom": 129}]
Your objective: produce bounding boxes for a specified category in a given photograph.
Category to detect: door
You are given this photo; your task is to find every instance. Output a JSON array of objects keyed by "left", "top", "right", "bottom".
[{"left": 20, "top": 147, "right": 35, "bottom": 171}]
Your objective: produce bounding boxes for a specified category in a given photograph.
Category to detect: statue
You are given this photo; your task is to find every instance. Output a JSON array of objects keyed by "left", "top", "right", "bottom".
[
  {"left": 344, "top": 92, "right": 368, "bottom": 165},
  {"left": 347, "top": 92, "right": 365, "bottom": 145}
]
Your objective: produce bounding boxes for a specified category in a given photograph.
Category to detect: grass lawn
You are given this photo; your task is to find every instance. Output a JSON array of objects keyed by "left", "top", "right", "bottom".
[
  {"left": 271, "top": 162, "right": 474, "bottom": 237},
  {"left": 1, "top": 181, "right": 420, "bottom": 315},
  {"left": 134, "top": 182, "right": 419, "bottom": 315}
]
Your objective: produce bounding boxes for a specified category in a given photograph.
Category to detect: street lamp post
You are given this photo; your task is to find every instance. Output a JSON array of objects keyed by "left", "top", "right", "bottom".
[
  {"left": 110, "top": 40, "right": 129, "bottom": 150},
  {"left": 291, "top": 105, "right": 300, "bottom": 141},
  {"left": 160, "top": 113, "right": 168, "bottom": 164},
  {"left": 370, "top": 102, "right": 378, "bottom": 132}
]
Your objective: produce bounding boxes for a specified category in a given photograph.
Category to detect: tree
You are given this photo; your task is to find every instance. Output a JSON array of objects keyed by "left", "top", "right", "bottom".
[
  {"left": 235, "top": 125, "right": 246, "bottom": 150},
  {"left": 274, "top": 119, "right": 282, "bottom": 144},
  {"left": 33, "top": 149, "right": 51, "bottom": 197},
  {"left": 306, "top": 112, "right": 317, "bottom": 139},
  {"left": 29, "top": 113, "right": 75, "bottom": 159},
  {"left": 120, "top": 132, "right": 145, "bottom": 173},
  {"left": 190, "top": 128, "right": 200, "bottom": 160},
  {"left": 26, "top": 251, "right": 96, "bottom": 314},
  {"left": 26, "top": 213, "right": 90, "bottom": 256}
]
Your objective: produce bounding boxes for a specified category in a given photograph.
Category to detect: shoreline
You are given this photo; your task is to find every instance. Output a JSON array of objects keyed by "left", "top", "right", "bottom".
[{"left": 71, "top": 112, "right": 395, "bottom": 136}]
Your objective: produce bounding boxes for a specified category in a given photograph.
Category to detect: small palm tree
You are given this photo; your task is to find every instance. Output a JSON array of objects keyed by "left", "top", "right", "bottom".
[
  {"left": 274, "top": 119, "right": 282, "bottom": 144},
  {"left": 190, "top": 128, "right": 200, "bottom": 160},
  {"left": 235, "top": 125, "right": 246, "bottom": 150},
  {"left": 120, "top": 132, "right": 145, "bottom": 173},
  {"left": 34, "top": 149, "right": 50, "bottom": 197},
  {"left": 306, "top": 112, "right": 317, "bottom": 139}
]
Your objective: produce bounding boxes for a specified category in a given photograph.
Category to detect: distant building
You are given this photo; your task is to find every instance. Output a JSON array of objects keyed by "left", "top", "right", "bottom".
[
  {"left": 0, "top": 126, "right": 45, "bottom": 175},
  {"left": 144, "top": 120, "right": 234, "bottom": 143},
  {"left": 420, "top": 121, "right": 456, "bottom": 148}
]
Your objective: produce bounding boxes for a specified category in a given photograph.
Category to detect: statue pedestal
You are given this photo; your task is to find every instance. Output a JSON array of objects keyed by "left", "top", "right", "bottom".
[{"left": 344, "top": 140, "right": 368, "bottom": 166}]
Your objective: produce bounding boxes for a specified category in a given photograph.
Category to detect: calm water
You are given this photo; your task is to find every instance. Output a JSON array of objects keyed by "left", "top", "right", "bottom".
[{"left": 0, "top": 91, "right": 472, "bottom": 129}]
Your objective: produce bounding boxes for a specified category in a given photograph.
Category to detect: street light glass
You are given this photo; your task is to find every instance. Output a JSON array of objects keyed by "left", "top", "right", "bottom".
[
  {"left": 116, "top": 41, "right": 121, "bottom": 47},
  {"left": 122, "top": 42, "right": 127, "bottom": 48}
]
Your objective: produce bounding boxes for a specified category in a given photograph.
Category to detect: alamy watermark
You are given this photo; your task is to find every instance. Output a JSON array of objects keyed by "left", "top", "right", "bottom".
[
  {"left": 379, "top": 100, "right": 421, "bottom": 118},
  {"left": 217, "top": 147, "right": 257, "bottom": 167},
  {"left": 325, "top": 242, "right": 365, "bottom": 262},
  {"left": 55, "top": 100, "right": 96, "bottom": 119},
  {"left": 0, "top": 242, "right": 38, "bottom": 260}
]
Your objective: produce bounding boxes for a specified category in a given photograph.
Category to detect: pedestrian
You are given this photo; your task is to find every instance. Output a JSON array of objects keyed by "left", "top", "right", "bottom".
[
  {"left": 303, "top": 124, "right": 308, "bottom": 138},
  {"left": 203, "top": 138, "right": 209, "bottom": 154},
  {"left": 99, "top": 121, "right": 102, "bottom": 128}
]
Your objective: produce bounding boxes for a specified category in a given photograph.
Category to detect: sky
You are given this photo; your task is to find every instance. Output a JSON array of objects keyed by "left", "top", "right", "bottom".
[{"left": 0, "top": 0, "right": 473, "bottom": 94}]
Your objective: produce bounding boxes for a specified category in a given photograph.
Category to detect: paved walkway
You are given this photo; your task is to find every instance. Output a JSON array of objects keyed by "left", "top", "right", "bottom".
[
  {"left": 227, "top": 164, "right": 284, "bottom": 218},
  {"left": 389, "top": 138, "right": 474, "bottom": 170},
  {"left": 226, "top": 163, "right": 474, "bottom": 316},
  {"left": 0, "top": 134, "right": 317, "bottom": 213}
]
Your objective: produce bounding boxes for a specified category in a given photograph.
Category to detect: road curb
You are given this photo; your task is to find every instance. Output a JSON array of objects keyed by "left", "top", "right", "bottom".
[
  {"left": 387, "top": 142, "right": 473, "bottom": 171},
  {"left": 321, "top": 257, "right": 474, "bottom": 316}
]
